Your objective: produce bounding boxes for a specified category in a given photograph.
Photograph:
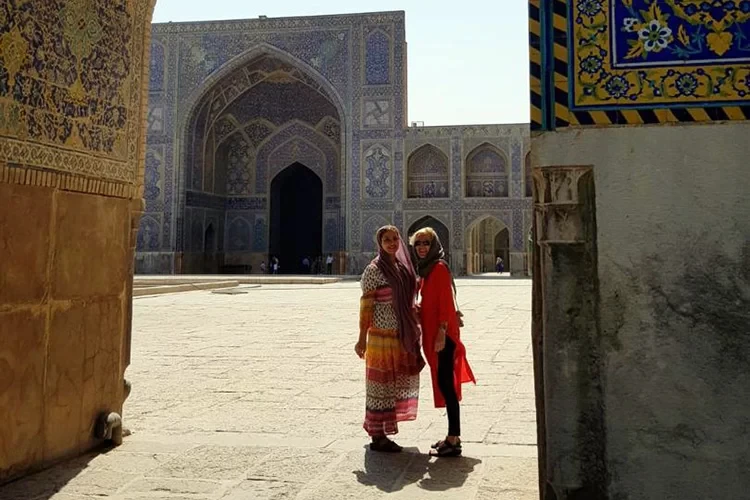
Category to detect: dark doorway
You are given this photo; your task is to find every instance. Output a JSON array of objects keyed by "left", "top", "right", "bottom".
[
  {"left": 269, "top": 163, "right": 323, "bottom": 274},
  {"left": 204, "top": 223, "right": 216, "bottom": 253},
  {"left": 203, "top": 223, "right": 218, "bottom": 273},
  {"left": 494, "top": 227, "right": 509, "bottom": 267}
]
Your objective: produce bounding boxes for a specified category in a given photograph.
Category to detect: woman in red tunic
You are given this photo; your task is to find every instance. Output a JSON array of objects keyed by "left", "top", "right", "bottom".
[{"left": 410, "top": 227, "right": 475, "bottom": 457}]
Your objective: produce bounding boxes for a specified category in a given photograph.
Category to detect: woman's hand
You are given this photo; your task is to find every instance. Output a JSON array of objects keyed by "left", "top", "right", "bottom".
[
  {"left": 435, "top": 323, "right": 447, "bottom": 352},
  {"left": 355, "top": 339, "right": 367, "bottom": 359},
  {"left": 434, "top": 334, "right": 446, "bottom": 352}
]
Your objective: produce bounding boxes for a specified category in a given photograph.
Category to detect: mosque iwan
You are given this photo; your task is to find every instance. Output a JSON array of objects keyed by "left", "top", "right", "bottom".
[{"left": 137, "top": 11, "right": 532, "bottom": 276}]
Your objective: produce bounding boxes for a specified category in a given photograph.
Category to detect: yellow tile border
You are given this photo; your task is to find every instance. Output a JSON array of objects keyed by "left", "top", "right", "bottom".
[{"left": 0, "top": 163, "right": 137, "bottom": 199}]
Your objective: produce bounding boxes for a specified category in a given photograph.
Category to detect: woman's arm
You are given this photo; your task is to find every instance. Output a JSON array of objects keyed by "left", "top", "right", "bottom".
[
  {"left": 436, "top": 263, "right": 456, "bottom": 323},
  {"left": 434, "top": 263, "right": 455, "bottom": 351},
  {"left": 356, "top": 265, "right": 377, "bottom": 358}
]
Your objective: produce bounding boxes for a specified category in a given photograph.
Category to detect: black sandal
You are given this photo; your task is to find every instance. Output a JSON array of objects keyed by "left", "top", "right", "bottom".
[
  {"left": 370, "top": 437, "right": 403, "bottom": 453},
  {"left": 431, "top": 437, "right": 461, "bottom": 449},
  {"left": 430, "top": 439, "right": 462, "bottom": 457}
]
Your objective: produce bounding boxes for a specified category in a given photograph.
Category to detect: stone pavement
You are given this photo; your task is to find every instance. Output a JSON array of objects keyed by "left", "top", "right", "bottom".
[{"left": 0, "top": 278, "right": 537, "bottom": 500}]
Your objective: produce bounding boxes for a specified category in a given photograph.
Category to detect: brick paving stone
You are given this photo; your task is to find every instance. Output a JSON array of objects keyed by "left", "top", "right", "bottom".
[{"left": 0, "top": 278, "right": 537, "bottom": 500}]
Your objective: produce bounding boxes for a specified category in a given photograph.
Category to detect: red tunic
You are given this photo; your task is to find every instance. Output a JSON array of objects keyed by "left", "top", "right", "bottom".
[{"left": 418, "top": 261, "right": 476, "bottom": 408}]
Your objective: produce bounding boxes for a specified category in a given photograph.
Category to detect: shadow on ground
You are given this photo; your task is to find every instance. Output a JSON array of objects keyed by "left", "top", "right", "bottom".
[
  {"left": 0, "top": 446, "right": 113, "bottom": 500},
  {"left": 354, "top": 447, "right": 482, "bottom": 492}
]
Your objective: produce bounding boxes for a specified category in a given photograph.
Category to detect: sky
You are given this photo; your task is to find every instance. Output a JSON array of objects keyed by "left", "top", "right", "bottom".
[{"left": 152, "top": 1, "right": 530, "bottom": 126}]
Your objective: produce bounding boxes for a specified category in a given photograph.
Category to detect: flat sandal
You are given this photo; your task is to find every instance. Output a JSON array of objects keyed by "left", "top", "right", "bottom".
[
  {"left": 430, "top": 439, "right": 462, "bottom": 457},
  {"left": 431, "top": 437, "right": 460, "bottom": 449}
]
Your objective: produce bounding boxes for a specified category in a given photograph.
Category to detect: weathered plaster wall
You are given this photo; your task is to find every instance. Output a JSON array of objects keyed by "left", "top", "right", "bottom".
[
  {"left": 0, "top": 0, "right": 154, "bottom": 482},
  {"left": 532, "top": 122, "right": 750, "bottom": 499}
]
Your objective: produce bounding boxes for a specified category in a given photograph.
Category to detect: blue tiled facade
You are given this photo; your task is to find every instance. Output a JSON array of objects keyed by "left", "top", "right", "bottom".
[{"left": 137, "top": 11, "right": 532, "bottom": 275}]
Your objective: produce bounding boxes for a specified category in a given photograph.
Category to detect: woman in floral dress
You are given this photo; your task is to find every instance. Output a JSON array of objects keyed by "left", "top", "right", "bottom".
[{"left": 356, "top": 225, "right": 425, "bottom": 452}]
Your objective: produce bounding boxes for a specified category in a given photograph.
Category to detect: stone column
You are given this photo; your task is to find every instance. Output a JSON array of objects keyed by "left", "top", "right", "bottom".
[
  {"left": 0, "top": 0, "right": 155, "bottom": 483},
  {"left": 532, "top": 165, "right": 607, "bottom": 499},
  {"left": 510, "top": 252, "right": 526, "bottom": 275},
  {"left": 510, "top": 207, "right": 527, "bottom": 276}
]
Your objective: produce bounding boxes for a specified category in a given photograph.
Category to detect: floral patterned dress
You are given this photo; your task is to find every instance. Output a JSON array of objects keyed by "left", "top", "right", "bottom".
[{"left": 359, "top": 263, "right": 424, "bottom": 436}]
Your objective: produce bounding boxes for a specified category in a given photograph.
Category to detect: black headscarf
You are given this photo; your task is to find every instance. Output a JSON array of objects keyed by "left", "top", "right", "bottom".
[{"left": 410, "top": 231, "right": 457, "bottom": 296}]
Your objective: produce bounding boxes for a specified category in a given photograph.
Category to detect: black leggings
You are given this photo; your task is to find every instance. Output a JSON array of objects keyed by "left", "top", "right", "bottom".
[{"left": 437, "top": 336, "right": 461, "bottom": 436}]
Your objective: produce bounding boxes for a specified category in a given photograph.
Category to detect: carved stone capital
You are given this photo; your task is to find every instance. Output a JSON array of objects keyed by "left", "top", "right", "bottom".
[{"left": 533, "top": 166, "right": 593, "bottom": 245}]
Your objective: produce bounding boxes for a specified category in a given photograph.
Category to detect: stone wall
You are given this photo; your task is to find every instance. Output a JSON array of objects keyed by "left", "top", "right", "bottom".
[
  {"left": 0, "top": 0, "right": 154, "bottom": 483},
  {"left": 530, "top": 1, "right": 750, "bottom": 497},
  {"left": 532, "top": 124, "right": 750, "bottom": 499}
]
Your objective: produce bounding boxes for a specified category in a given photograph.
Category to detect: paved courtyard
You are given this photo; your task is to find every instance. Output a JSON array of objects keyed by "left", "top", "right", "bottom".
[{"left": 1, "top": 277, "right": 537, "bottom": 500}]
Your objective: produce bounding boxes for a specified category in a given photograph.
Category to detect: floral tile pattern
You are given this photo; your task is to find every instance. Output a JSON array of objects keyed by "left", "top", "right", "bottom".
[
  {"left": 572, "top": 0, "right": 750, "bottom": 109},
  {"left": 0, "top": 0, "right": 151, "bottom": 183},
  {"left": 612, "top": 0, "right": 750, "bottom": 66}
]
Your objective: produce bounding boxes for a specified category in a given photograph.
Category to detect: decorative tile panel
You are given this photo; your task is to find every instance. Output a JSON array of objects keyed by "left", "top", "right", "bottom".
[
  {"left": 185, "top": 190, "right": 225, "bottom": 210},
  {"left": 226, "top": 197, "right": 267, "bottom": 210},
  {"left": 150, "top": 39, "right": 166, "bottom": 91},
  {"left": 222, "top": 132, "right": 253, "bottom": 195},
  {"left": 531, "top": 0, "right": 750, "bottom": 130},
  {"left": 363, "top": 143, "right": 392, "bottom": 199},
  {"left": 512, "top": 208, "right": 524, "bottom": 251},
  {"left": 365, "top": 28, "right": 391, "bottom": 85},
  {"left": 611, "top": 1, "right": 750, "bottom": 67},
  {"left": 252, "top": 215, "right": 267, "bottom": 251},
  {"left": 147, "top": 96, "right": 166, "bottom": 135},
  {"left": 144, "top": 146, "right": 164, "bottom": 204},
  {"left": 362, "top": 98, "right": 393, "bottom": 128},
  {"left": 575, "top": 0, "right": 750, "bottom": 108},
  {"left": 0, "top": 0, "right": 153, "bottom": 183},
  {"left": 227, "top": 215, "right": 252, "bottom": 251},
  {"left": 325, "top": 217, "right": 340, "bottom": 252},
  {"left": 137, "top": 215, "right": 162, "bottom": 252}
]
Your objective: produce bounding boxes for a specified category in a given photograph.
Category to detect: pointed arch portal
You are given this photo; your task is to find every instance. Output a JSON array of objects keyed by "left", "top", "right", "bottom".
[
  {"left": 176, "top": 46, "right": 344, "bottom": 274},
  {"left": 269, "top": 163, "right": 323, "bottom": 274},
  {"left": 465, "top": 216, "right": 510, "bottom": 274}
]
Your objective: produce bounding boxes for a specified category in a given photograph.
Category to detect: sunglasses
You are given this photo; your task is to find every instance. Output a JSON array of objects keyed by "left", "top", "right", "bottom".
[{"left": 414, "top": 241, "right": 431, "bottom": 247}]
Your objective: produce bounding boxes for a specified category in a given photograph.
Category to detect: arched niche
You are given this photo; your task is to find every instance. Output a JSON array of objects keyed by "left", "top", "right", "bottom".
[
  {"left": 465, "top": 142, "right": 509, "bottom": 198},
  {"left": 406, "top": 144, "right": 450, "bottom": 199}
]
